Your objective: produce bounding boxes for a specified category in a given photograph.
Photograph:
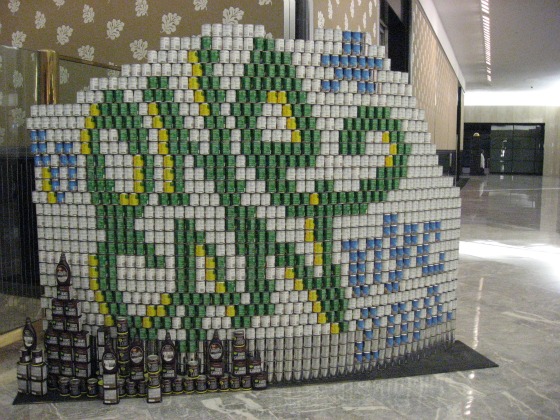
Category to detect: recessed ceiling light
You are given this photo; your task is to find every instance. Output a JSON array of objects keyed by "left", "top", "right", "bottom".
[{"left": 480, "top": 0, "right": 492, "bottom": 83}]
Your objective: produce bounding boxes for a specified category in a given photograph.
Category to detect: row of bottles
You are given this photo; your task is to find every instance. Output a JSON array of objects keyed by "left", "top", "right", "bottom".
[{"left": 99, "top": 327, "right": 268, "bottom": 404}]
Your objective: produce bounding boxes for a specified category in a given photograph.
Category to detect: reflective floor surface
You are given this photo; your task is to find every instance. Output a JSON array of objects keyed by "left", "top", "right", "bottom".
[{"left": 1, "top": 175, "right": 559, "bottom": 419}]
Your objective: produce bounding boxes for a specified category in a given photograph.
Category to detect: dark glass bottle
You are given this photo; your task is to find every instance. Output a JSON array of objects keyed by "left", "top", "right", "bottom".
[
  {"left": 22, "top": 317, "right": 37, "bottom": 351},
  {"left": 160, "top": 331, "right": 177, "bottom": 379},
  {"left": 129, "top": 335, "right": 145, "bottom": 381},
  {"left": 55, "top": 253, "right": 71, "bottom": 287},
  {"left": 208, "top": 331, "right": 224, "bottom": 377}
]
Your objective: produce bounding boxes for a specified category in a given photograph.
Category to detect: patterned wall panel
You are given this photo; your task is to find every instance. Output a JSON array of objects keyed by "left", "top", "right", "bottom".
[
  {"left": 0, "top": 0, "right": 283, "bottom": 66},
  {"left": 411, "top": 0, "right": 457, "bottom": 150},
  {"left": 315, "top": 0, "right": 379, "bottom": 44}
]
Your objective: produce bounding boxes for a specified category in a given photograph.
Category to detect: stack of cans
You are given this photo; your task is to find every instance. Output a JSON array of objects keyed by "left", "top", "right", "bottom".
[{"left": 27, "top": 22, "right": 460, "bottom": 389}]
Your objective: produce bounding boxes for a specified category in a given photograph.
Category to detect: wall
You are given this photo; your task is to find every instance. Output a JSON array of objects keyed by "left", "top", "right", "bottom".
[
  {"left": 0, "top": 0, "right": 284, "bottom": 66},
  {"left": 464, "top": 106, "right": 560, "bottom": 177},
  {"left": 410, "top": 0, "right": 458, "bottom": 151},
  {"left": 314, "top": 0, "right": 379, "bottom": 43}
]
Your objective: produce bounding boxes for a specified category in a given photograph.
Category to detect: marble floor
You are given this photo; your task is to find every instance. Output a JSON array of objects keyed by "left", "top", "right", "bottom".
[
  {"left": 1, "top": 174, "right": 559, "bottom": 419},
  {"left": 0, "top": 294, "right": 41, "bottom": 335}
]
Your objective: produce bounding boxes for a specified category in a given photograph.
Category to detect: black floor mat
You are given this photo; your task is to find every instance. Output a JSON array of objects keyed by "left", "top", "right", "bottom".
[{"left": 13, "top": 340, "right": 497, "bottom": 405}]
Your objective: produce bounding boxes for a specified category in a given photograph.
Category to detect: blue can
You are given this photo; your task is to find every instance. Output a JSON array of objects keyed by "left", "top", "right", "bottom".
[
  {"left": 374, "top": 317, "right": 381, "bottom": 327},
  {"left": 51, "top": 168, "right": 60, "bottom": 178},
  {"left": 51, "top": 179, "right": 60, "bottom": 191},
  {"left": 412, "top": 299, "right": 419, "bottom": 309},
  {"left": 348, "top": 56, "right": 358, "bottom": 67},
  {"left": 358, "top": 251, "right": 366, "bottom": 262},
  {"left": 352, "top": 31, "right": 362, "bottom": 43},
  {"left": 42, "top": 155, "right": 51, "bottom": 166},
  {"left": 56, "top": 192, "right": 65, "bottom": 203},
  {"left": 361, "top": 308, "right": 369, "bottom": 319},
  {"left": 354, "top": 353, "right": 363, "bottom": 363},
  {"left": 356, "top": 319, "right": 365, "bottom": 330},
  {"left": 68, "top": 167, "right": 77, "bottom": 179},
  {"left": 393, "top": 281, "right": 400, "bottom": 291},
  {"left": 331, "top": 80, "right": 340, "bottom": 92},
  {"left": 369, "top": 307, "right": 377, "bottom": 317},
  {"left": 349, "top": 252, "right": 358, "bottom": 263},
  {"left": 343, "top": 68, "right": 353, "bottom": 80},
  {"left": 395, "top": 336, "right": 401, "bottom": 346},
  {"left": 334, "top": 68, "right": 344, "bottom": 79},
  {"left": 38, "top": 143, "right": 48, "bottom": 153},
  {"left": 342, "top": 240, "right": 351, "bottom": 251},
  {"left": 340, "top": 55, "right": 349, "bottom": 67},
  {"left": 321, "top": 80, "right": 331, "bottom": 92},
  {"left": 349, "top": 263, "right": 358, "bottom": 274},
  {"left": 360, "top": 283, "right": 368, "bottom": 294},
  {"left": 374, "top": 238, "right": 382, "bottom": 249},
  {"left": 386, "top": 336, "right": 394, "bottom": 347},
  {"left": 30, "top": 143, "right": 39, "bottom": 154},
  {"left": 387, "top": 325, "right": 395, "bottom": 335},
  {"left": 374, "top": 272, "right": 382, "bottom": 283},
  {"left": 351, "top": 44, "right": 361, "bottom": 55},
  {"left": 38, "top": 130, "right": 47, "bottom": 141},
  {"left": 331, "top": 54, "right": 340, "bottom": 66},
  {"left": 357, "top": 81, "right": 366, "bottom": 93},
  {"left": 364, "top": 330, "right": 373, "bottom": 339},
  {"left": 388, "top": 270, "right": 396, "bottom": 281},
  {"left": 69, "top": 180, "right": 78, "bottom": 191},
  {"left": 352, "top": 69, "right": 361, "bottom": 80},
  {"left": 366, "top": 239, "right": 375, "bottom": 249},
  {"left": 352, "top": 286, "right": 361, "bottom": 297},
  {"left": 349, "top": 275, "right": 357, "bottom": 286},
  {"left": 357, "top": 262, "right": 366, "bottom": 273},
  {"left": 367, "top": 57, "right": 376, "bottom": 68},
  {"left": 64, "top": 142, "right": 73, "bottom": 154},
  {"left": 357, "top": 56, "right": 366, "bottom": 68},
  {"left": 55, "top": 142, "right": 64, "bottom": 154},
  {"left": 60, "top": 154, "right": 68, "bottom": 166},
  {"left": 34, "top": 156, "right": 43, "bottom": 167},
  {"left": 29, "top": 130, "right": 38, "bottom": 141},
  {"left": 374, "top": 58, "right": 383, "bottom": 69},
  {"left": 321, "top": 54, "right": 331, "bottom": 66},
  {"left": 342, "top": 42, "right": 352, "bottom": 55},
  {"left": 342, "top": 31, "right": 352, "bottom": 42},
  {"left": 413, "top": 330, "right": 420, "bottom": 341},
  {"left": 67, "top": 155, "right": 77, "bottom": 166}
]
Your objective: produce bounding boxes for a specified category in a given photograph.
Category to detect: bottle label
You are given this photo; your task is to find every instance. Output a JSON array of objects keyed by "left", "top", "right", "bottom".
[
  {"left": 130, "top": 345, "right": 144, "bottom": 365},
  {"left": 23, "top": 329, "right": 35, "bottom": 349},
  {"left": 103, "top": 352, "right": 117, "bottom": 372},
  {"left": 161, "top": 344, "right": 174, "bottom": 363},
  {"left": 209, "top": 342, "right": 223, "bottom": 361}
]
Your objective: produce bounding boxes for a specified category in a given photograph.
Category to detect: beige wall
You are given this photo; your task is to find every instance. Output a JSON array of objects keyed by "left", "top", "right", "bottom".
[
  {"left": 411, "top": 0, "right": 458, "bottom": 151},
  {"left": 314, "top": 0, "right": 379, "bottom": 44},
  {"left": 464, "top": 106, "right": 560, "bottom": 177},
  {"left": 0, "top": 0, "right": 284, "bottom": 66}
]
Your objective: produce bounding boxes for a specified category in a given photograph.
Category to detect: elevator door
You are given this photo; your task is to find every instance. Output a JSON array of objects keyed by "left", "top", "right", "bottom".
[{"left": 489, "top": 124, "right": 544, "bottom": 175}]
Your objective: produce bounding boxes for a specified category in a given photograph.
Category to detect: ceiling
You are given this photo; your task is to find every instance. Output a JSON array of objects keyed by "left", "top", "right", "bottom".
[{"left": 432, "top": 0, "right": 560, "bottom": 94}]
